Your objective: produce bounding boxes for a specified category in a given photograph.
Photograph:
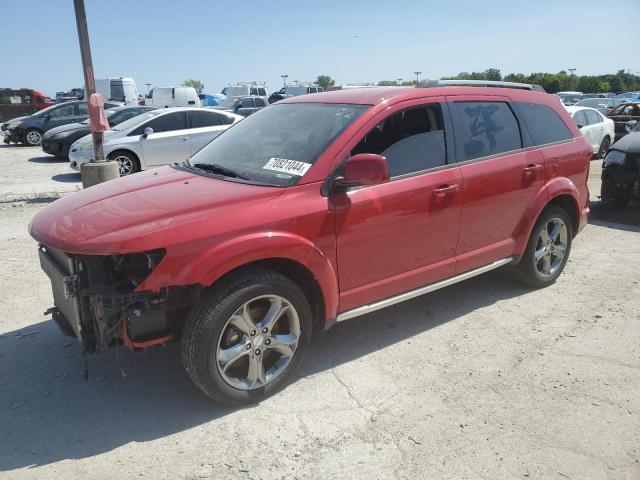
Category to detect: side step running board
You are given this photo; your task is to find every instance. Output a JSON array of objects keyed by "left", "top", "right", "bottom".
[{"left": 336, "top": 257, "right": 513, "bottom": 322}]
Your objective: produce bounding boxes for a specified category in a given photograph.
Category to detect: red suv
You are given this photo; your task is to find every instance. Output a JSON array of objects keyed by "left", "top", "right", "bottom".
[{"left": 30, "top": 83, "right": 591, "bottom": 404}]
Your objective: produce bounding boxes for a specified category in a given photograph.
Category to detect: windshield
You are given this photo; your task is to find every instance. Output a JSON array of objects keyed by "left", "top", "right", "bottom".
[
  {"left": 218, "top": 96, "right": 237, "bottom": 108},
  {"left": 559, "top": 94, "right": 582, "bottom": 105},
  {"left": 187, "top": 103, "right": 368, "bottom": 187},
  {"left": 223, "top": 86, "right": 249, "bottom": 97},
  {"left": 284, "top": 86, "right": 308, "bottom": 96},
  {"left": 575, "top": 99, "right": 606, "bottom": 108},
  {"left": 112, "top": 110, "right": 162, "bottom": 131}
]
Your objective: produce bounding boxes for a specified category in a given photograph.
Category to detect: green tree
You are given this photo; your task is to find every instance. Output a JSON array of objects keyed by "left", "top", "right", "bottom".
[
  {"left": 183, "top": 79, "right": 204, "bottom": 94},
  {"left": 316, "top": 75, "right": 336, "bottom": 90},
  {"left": 378, "top": 80, "right": 398, "bottom": 86}
]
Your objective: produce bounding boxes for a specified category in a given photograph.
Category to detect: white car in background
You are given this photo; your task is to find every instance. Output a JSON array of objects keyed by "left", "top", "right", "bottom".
[
  {"left": 69, "top": 108, "right": 242, "bottom": 175},
  {"left": 565, "top": 106, "right": 615, "bottom": 158},
  {"left": 145, "top": 86, "right": 201, "bottom": 108}
]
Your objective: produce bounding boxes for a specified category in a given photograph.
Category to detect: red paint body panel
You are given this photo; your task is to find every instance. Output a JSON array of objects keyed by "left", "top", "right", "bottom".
[{"left": 30, "top": 86, "right": 592, "bottom": 324}]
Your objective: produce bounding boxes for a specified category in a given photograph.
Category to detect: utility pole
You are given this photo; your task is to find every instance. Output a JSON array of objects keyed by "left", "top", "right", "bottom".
[
  {"left": 281, "top": 74, "right": 288, "bottom": 87},
  {"left": 414, "top": 71, "right": 422, "bottom": 85},
  {"left": 73, "top": 0, "right": 119, "bottom": 187},
  {"left": 568, "top": 68, "right": 576, "bottom": 90}
]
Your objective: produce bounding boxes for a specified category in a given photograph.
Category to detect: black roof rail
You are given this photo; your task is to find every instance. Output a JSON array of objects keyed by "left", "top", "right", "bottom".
[{"left": 417, "top": 79, "right": 546, "bottom": 92}]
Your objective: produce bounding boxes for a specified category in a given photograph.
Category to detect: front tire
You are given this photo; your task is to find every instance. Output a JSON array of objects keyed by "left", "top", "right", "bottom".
[
  {"left": 181, "top": 268, "right": 312, "bottom": 405},
  {"left": 108, "top": 150, "right": 140, "bottom": 176},
  {"left": 512, "top": 206, "right": 573, "bottom": 288},
  {"left": 23, "top": 128, "right": 43, "bottom": 146}
]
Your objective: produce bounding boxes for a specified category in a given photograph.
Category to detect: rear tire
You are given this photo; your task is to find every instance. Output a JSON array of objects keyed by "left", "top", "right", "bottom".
[
  {"left": 108, "top": 150, "right": 140, "bottom": 176},
  {"left": 512, "top": 206, "right": 573, "bottom": 288},
  {"left": 596, "top": 136, "right": 611, "bottom": 159},
  {"left": 181, "top": 268, "right": 312, "bottom": 405}
]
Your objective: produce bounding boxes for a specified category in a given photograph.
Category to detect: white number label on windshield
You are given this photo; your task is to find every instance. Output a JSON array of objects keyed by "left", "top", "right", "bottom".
[{"left": 263, "top": 158, "right": 312, "bottom": 176}]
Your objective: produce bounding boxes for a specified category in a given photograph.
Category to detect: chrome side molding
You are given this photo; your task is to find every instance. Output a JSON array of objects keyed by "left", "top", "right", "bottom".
[{"left": 336, "top": 257, "right": 513, "bottom": 322}]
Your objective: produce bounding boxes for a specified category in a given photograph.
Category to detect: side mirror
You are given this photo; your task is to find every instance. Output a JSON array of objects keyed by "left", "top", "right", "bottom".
[
  {"left": 334, "top": 153, "right": 389, "bottom": 189},
  {"left": 143, "top": 126, "right": 154, "bottom": 137},
  {"left": 577, "top": 124, "right": 584, "bottom": 129}
]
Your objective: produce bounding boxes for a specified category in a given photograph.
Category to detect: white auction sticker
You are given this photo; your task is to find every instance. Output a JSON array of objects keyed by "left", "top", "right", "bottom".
[{"left": 263, "top": 158, "right": 312, "bottom": 176}]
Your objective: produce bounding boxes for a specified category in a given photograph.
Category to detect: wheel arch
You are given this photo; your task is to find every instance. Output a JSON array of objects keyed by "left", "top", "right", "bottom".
[
  {"left": 211, "top": 258, "right": 327, "bottom": 327},
  {"left": 142, "top": 231, "right": 340, "bottom": 323},
  {"left": 107, "top": 148, "right": 141, "bottom": 171},
  {"left": 513, "top": 178, "right": 582, "bottom": 253}
]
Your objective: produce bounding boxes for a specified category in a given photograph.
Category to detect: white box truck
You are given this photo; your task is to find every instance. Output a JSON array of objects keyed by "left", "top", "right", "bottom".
[{"left": 96, "top": 77, "right": 140, "bottom": 106}]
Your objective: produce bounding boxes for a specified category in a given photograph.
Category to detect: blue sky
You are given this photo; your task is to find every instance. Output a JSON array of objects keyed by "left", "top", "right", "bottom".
[{"left": 4, "top": 0, "right": 639, "bottom": 96}]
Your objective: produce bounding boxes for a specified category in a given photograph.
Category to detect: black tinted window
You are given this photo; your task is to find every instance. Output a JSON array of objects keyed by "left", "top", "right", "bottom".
[
  {"left": 189, "top": 110, "right": 222, "bottom": 128},
  {"left": 513, "top": 103, "right": 573, "bottom": 146},
  {"left": 49, "top": 103, "right": 76, "bottom": 117},
  {"left": 352, "top": 104, "right": 447, "bottom": 177},
  {"left": 77, "top": 102, "right": 88, "bottom": 114},
  {"left": 239, "top": 98, "right": 253, "bottom": 108},
  {"left": 132, "top": 111, "right": 186, "bottom": 135},
  {"left": 255, "top": 98, "right": 267, "bottom": 107},
  {"left": 451, "top": 102, "right": 521, "bottom": 161}
]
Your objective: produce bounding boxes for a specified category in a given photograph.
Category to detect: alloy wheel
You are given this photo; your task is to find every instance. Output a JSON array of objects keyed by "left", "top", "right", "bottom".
[
  {"left": 114, "top": 155, "right": 134, "bottom": 176},
  {"left": 25, "top": 130, "right": 42, "bottom": 146},
  {"left": 216, "top": 295, "right": 300, "bottom": 390},
  {"left": 534, "top": 217, "right": 568, "bottom": 277}
]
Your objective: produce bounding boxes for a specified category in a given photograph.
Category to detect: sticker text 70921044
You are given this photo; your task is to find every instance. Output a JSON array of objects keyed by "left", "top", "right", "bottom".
[{"left": 263, "top": 158, "right": 312, "bottom": 176}]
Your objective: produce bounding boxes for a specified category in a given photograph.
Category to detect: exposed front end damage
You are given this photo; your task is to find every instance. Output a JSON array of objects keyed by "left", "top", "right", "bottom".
[{"left": 38, "top": 245, "right": 195, "bottom": 353}]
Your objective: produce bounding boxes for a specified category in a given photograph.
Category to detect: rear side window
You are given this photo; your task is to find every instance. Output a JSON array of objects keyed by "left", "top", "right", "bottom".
[
  {"left": 255, "top": 98, "right": 267, "bottom": 107},
  {"left": 189, "top": 110, "right": 222, "bottom": 128},
  {"left": 450, "top": 102, "right": 521, "bottom": 161},
  {"left": 77, "top": 102, "right": 88, "bottom": 114},
  {"left": 584, "top": 109, "right": 602, "bottom": 125},
  {"left": 131, "top": 111, "right": 187, "bottom": 135},
  {"left": 571, "top": 110, "right": 588, "bottom": 127},
  {"left": 258, "top": 88, "right": 266, "bottom": 96},
  {"left": 513, "top": 103, "right": 573, "bottom": 146}
]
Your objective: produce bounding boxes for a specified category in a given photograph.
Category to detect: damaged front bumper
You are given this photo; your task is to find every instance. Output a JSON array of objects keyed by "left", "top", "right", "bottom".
[{"left": 38, "top": 245, "right": 174, "bottom": 352}]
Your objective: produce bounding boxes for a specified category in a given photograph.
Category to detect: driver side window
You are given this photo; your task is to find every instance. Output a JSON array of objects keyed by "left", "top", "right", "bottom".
[{"left": 351, "top": 104, "right": 447, "bottom": 177}]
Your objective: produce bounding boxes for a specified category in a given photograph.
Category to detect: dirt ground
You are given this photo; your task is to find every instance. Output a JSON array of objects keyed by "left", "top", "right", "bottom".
[{"left": 0, "top": 146, "right": 639, "bottom": 479}]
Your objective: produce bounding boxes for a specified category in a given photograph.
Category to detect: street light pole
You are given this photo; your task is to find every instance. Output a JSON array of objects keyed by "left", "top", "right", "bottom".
[
  {"left": 281, "top": 74, "right": 288, "bottom": 87},
  {"left": 568, "top": 68, "right": 576, "bottom": 90},
  {"left": 414, "top": 71, "right": 422, "bottom": 85},
  {"left": 73, "top": 0, "right": 119, "bottom": 187}
]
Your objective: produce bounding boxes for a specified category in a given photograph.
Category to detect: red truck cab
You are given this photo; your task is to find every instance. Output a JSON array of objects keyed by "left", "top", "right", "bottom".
[
  {"left": 0, "top": 88, "right": 53, "bottom": 122},
  {"left": 30, "top": 82, "right": 591, "bottom": 404}
]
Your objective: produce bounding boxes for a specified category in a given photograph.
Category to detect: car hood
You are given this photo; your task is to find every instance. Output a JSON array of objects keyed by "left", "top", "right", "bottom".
[
  {"left": 43, "top": 122, "right": 88, "bottom": 139},
  {"left": 611, "top": 132, "right": 640, "bottom": 154},
  {"left": 29, "top": 166, "right": 284, "bottom": 255}
]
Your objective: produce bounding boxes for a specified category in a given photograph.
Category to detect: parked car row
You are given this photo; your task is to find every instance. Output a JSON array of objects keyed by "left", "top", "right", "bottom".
[
  {"left": 69, "top": 107, "right": 242, "bottom": 175},
  {"left": 2, "top": 100, "right": 122, "bottom": 146},
  {"left": 42, "top": 106, "right": 153, "bottom": 159}
]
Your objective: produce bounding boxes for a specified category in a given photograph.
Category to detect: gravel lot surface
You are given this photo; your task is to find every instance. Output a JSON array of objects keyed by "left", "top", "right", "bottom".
[{"left": 0, "top": 147, "right": 638, "bottom": 479}]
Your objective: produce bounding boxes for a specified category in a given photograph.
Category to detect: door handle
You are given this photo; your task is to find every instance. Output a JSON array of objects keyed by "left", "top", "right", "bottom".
[
  {"left": 179, "top": 136, "right": 189, "bottom": 141},
  {"left": 523, "top": 164, "right": 542, "bottom": 174},
  {"left": 432, "top": 184, "right": 459, "bottom": 197}
]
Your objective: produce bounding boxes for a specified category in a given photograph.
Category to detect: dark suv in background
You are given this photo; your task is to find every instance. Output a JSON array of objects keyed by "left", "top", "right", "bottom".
[
  {"left": 268, "top": 85, "right": 324, "bottom": 104},
  {"left": 3, "top": 100, "right": 121, "bottom": 146},
  {"left": 215, "top": 95, "right": 268, "bottom": 116}
]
